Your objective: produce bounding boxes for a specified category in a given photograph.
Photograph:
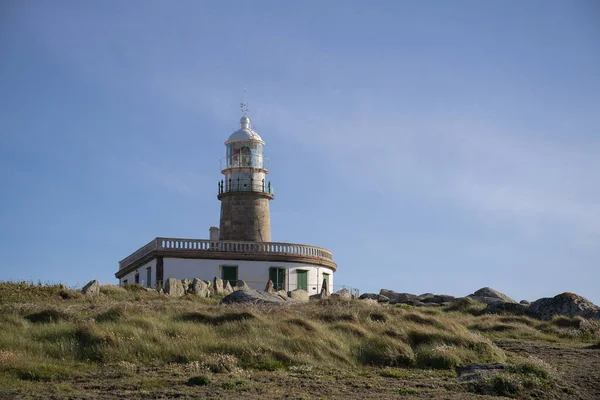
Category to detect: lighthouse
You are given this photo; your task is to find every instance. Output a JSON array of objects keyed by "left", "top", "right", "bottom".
[
  {"left": 217, "top": 116, "right": 273, "bottom": 242},
  {"left": 116, "top": 113, "right": 336, "bottom": 295}
]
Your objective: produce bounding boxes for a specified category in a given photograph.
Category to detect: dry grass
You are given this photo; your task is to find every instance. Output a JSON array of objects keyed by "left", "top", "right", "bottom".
[{"left": 0, "top": 281, "right": 597, "bottom": 390}]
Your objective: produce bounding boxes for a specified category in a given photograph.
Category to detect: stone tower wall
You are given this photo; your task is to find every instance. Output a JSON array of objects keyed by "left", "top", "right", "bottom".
[{"left": 219, "top": 193, "right": 271, "bottom": 242}]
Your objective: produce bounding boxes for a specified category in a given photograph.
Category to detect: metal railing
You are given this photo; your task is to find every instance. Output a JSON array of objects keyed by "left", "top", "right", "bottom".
[
  {"left": 218, "top": 178, "right": 274, "bottom": 197},
  {"left": 119, "top": 238, "right": 334, "bottom": 270},
  {"left": 220, "top": 155, "right": 270, "bottom": 171}
]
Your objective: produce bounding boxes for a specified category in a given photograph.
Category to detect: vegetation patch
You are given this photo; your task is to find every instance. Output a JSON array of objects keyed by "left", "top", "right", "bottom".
[
  {"left": 179, "top": 311, "right": 255, "bottom": 325},
  {"left": 186, "top": 375, "right": 211, "bottom": 386},
  {"left": 24, "top": 309, "right": 70, "bottom": 324},
  {"left": 285, "top": 318, "right": 317, "bottom": 332},
  {"left": 444, "top": 298, "right": 486, "bottom": 315},
  {"left": 357, "top": 337, "right": 414, "bottom": 367}
]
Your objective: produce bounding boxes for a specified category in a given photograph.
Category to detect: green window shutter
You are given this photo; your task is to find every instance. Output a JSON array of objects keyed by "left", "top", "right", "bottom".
[
  {"left": 221, "top": 266, "right": 238, "bottom": 287},
  {"left": 269, "top": 268, "right": 285, "bottom": 291},
  {"left": 297, "top": 270, "right": 307, "bottom": 291}
]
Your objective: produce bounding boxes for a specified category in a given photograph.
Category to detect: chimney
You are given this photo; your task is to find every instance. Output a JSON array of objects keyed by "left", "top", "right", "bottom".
[{"left": 209, "top": 226, "right": 220, "bottom": 242}]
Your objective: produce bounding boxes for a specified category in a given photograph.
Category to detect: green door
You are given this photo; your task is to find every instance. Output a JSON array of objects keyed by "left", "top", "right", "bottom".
[
  {"left": 297, "top": 270, "right": 307, "bottom": 291},
  {"left": 221, "top": 266, "right": 238, "bottom": 287},
  {"left": 269, "top": 268, "right": 285, "bottom": 291}
]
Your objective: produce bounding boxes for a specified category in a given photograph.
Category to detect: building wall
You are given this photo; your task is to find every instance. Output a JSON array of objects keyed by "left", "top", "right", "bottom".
[
  {"left": 219, "top": 193, "right": 271, "bottom": 242},
  {"left": 161, "top": 257, "right": 333, "bottom": 294},
  {"left": 119, "top": 258, "right": 156, "bottom": 287}
]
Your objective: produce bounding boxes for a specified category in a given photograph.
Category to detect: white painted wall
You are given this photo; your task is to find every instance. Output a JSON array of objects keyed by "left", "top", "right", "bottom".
[
  {"left": 162, "top": 257, "right": 334, "bottom": 294},
  {"left": 119, "top": 258, "right": 156, "bottom": 287}
]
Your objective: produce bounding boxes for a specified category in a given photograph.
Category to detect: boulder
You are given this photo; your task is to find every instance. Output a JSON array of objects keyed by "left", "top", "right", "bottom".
[
  {"left": 288, "top": 289, "right": 309, "bottom": 302},
  {"left": 469, "top": 287, "right": 517, "bottom": 305},
  {"left": 379, "top": 289, "right": 418, "bottom": 305},
  {"left": 528, "top": 293, "right": 600, "bottom": 320},
  {"left": 213, "top": 277, "right": 224, "bottom": 295},
  {"left": 223, "top": 281, "right": 234, "bottom": 295},
  {"left": 419, "top": 294, "right": 457, "bottom": 304},
  {"left": 235, "top": 280, "right": 251, "bottom": 291},
  {"left": 277, "top": 290, "right": 288, "bottom": 298},
  {"left": 520, "top": 300, "right": 530, "bottom": 306},
  {"left": 191, "top": 278, "right": 209, "bottom": 297},
  {"left": 331, "top": 288, "right": 352, "bottom": 300},
  {"left": 181, "top": 279, "right": 191, "bottom": 293},
  {"left": 221, "top": 289, "right": 297, "bottom": 305},
  {"left": 82, "top": 280, "right": 100, "bottom": 296},
  {"left": 265, "top": 280, "right": 275, "bottom": 293},
  {"left": 164, "top": 278, "right": 185, "bottom": 297},
  {"left": 320, "top": 279, "right": 330, "bottom": 298}
]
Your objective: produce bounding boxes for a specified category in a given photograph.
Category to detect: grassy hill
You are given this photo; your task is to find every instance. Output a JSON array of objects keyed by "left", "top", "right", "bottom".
[{"left": 1, "top": 282, "right": 599, "bottom": 399}]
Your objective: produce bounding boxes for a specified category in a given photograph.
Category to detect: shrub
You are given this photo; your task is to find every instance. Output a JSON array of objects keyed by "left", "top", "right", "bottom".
[
  {"left": 357, "top": 337, "right": 414, "bottom": 367},
  {"left": 551, "top": 316, "right": 582, "bottom": 329},
  {"left": 469, "top": 374, "right": 522, "bottom": 397},
  {"left": 24, "top": 309, "right": 70, "bottom": 324},
  {"left": 179, "top": 311, "right": 255, "bottom": 325},
  {"left": 414, "top": 345, "right": 461, "bottom": 369},
  {"left": 186, "top": 375, "right": 211, "bottom": 386},
  {"left": 444, "top": 297, "right": 486, "bottom": 315}
]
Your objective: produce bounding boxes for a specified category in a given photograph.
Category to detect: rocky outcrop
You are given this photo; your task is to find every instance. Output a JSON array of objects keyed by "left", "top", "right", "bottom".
[
  {"left": 82, "top": 280, "right": 100, "bottom": 296},
  {"left": 468, "top": 287, "right": 517, "bottom": 305},
  {"left": 359, "top": 293, "right": 390, "bottom": 303},
  {"left": 164, "top": 278, "right": 185, "bottom": 297},
  {"left": 310, "top": 279, "right": 331, "bottom": 300},
  {"left": 191, "top": 278, "right": 209, "bottom": 297},
  {"left": 213, "top": 278, "right": 224, "bottom": 295},
  {"left": 379, "top": 289, "right": 418, "bottom": 305},
  {"left": 265, "top": 280, "right": 275, "bottom": 293},
  {"left": 520, "top": 300, "right": 531, "bottom": 305},
  {"left": 288, "top": 289, "right": 309, "bottom": 302},
  {"left": 181, "top": 279, "right": 191, "bottom": 293},
  {"left": 331, "top": 288, "right": 352, "bottom": 300},
  {"left": 235, "top": 280, "right": 251, "bottom": 291},
  {"left": 418, "top": 293, "right": 456, "bottom": 304},
  {"left": 223, "top": 281, "right": 233, "bottom": 294},
  {"left": 220, "top": 289, "right": 296, "bottom": 305},
  {"left": 528, "top": 293, "right": 600, "bottom": 320}
]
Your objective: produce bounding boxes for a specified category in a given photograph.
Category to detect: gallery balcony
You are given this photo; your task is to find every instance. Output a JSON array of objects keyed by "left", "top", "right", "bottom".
[{"left": 217, "top": 178, "right": 274, "bottom": 199}]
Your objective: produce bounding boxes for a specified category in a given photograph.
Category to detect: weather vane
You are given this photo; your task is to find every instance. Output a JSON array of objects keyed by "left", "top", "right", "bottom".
[{"left": 240, "top": 102, "right": 249, "bottom": 116}]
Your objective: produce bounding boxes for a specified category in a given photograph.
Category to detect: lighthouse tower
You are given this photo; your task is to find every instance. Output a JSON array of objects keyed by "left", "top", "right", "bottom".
[{"left": 217, "top": 115, "right": 274, "bottom": 242}]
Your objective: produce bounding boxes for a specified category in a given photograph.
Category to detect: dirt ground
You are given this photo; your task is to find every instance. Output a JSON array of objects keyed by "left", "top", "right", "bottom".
[{"left": 2, "top": 341, "right": 598, "bottom": 400}]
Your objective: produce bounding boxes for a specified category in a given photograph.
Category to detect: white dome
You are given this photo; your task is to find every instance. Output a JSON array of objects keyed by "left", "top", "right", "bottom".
[{"left": 225, "top": 116, "right": 264, "bottom": 144}]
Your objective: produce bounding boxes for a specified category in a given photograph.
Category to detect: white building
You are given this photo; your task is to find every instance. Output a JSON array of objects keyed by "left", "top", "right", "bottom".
[{"left": 115, "top": 115, "right": 336, "bottom": 294}]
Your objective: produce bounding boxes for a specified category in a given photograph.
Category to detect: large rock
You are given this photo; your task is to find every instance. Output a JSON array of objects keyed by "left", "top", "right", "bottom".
[
  {"left": 223, "top": 281, "right": 233, "bottom": 295},
  {"left": 235, "top": 280, "right": 251, "bottom": 291},
  {"left": 213, "top": 277, "right": 224, "bottom": 295},
  {"left": 379, "top": 289, "right": 418, "bottom": 305},
  {"left": 418, "top": 293, "right": 456, "bottom": 304},
  {"left": 359, "top": 293, "right": 389, "bottom": 303},
  {"left": 528, "top": 293, "right": 600, "bottom": 320},
  {"left": 310, "top": 279, "right": 331, "bottom": 300},
  {"left": 181, "top": 279, "right": 191, "bottom": 293},
  {"left": 164, "top": 278, "right": 185, "bottom": 297},
  {"left": 191, "top": 278, "right": 209, "bottom": 297},
  {"left": 469, "top": 287, "right": 517, "bottom": 305},
  {"left": 331, "top": 288, "right": 352, "bottom": 300},
  {"left": 221, "top": 289, "right": 298, "bottom": 305},
  {"left": 288, "top": 289, "right": 309, "bottom": 302},
  {"left": 82, "top": 280, "right": 100, "bottom": 296},
  {"left": 265, "top": 280, "right": 275, "bottom": 293}
]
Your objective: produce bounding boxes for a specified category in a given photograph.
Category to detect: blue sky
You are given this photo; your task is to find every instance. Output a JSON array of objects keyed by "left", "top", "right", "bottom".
[{"left": 1, "top": 1, "right": 599, "bottom": 303}]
